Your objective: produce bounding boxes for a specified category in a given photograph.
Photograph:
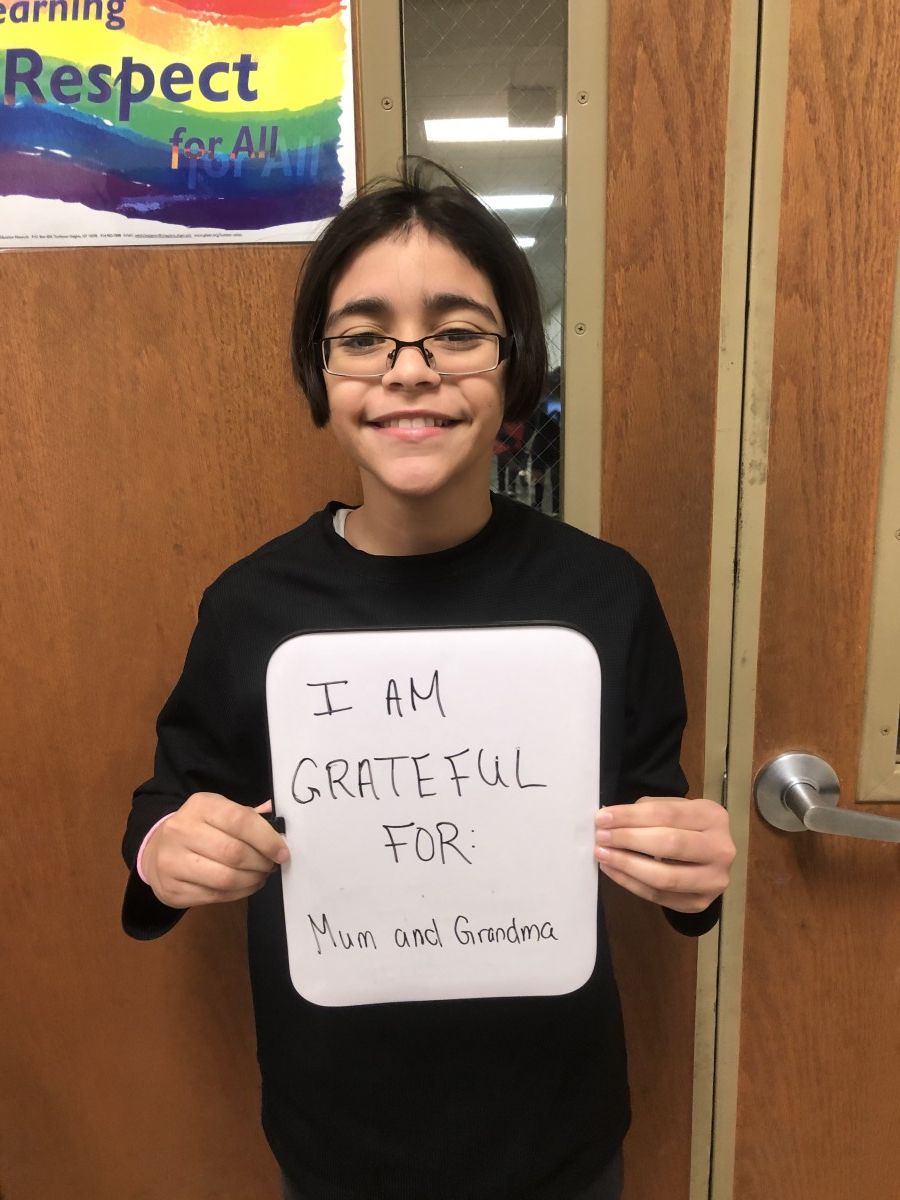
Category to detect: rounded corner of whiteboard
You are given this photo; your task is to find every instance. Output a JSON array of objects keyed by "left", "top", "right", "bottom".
[
  {"left": 556, "top": 623, "right": 602, "bottom": 663},
  {"left": 288, "top": 967, "right": 340, "bottom": 1008},
  {"left": 555, "top": 946, "right": 598, "bottom": 997}
]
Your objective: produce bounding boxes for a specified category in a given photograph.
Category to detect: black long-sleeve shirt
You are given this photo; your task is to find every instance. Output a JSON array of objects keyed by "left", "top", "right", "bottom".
[{"left": 122, "top": 494, "right": 718, "bottom": 1200}]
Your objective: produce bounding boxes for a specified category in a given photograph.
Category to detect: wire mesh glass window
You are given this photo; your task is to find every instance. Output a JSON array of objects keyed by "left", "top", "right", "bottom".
[{"left": 402, "top": 0, "right": 567, "bottom": 515}]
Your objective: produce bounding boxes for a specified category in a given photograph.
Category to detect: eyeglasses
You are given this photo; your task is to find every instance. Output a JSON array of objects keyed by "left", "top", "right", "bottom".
[{"left": 317, "top": 332, "right": 514, "bottom": 378}]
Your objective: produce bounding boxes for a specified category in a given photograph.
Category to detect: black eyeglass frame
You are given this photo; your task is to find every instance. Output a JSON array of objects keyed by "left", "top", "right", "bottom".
[{"left": 315, "top": 333, "right": 515, "bottom": 378}]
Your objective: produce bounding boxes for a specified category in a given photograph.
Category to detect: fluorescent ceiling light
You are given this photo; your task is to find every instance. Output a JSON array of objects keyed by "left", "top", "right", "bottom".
[
  {"left": 424, "top": 116, "right": 563, "bottom": 143},
  {"left": 514, "top": 236, "right": 536, "bottom": 248},
  {"left": 478, "top": 193, "right": 554, "bottom": 211}
]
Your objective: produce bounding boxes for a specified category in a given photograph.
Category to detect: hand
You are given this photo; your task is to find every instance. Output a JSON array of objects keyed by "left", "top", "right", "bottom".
[
  {"left": 594, "top": 797, "right": 735, "bottom": 913},
  {"left": 141, "top": 793, "right": 290, "bottom": 909}
]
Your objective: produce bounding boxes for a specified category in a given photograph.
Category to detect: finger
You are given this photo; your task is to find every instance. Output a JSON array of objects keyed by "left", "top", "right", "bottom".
[
  {"left": 182, "top": 824, "right": 278, "bottom": 875},
  {"left": 255, "top": 800, "right": 273, "bottom": 813},
  {"left": 598, "top": 859, "right": 712, "bottom": 914},
  {"left": 597, "top": 797, "right": 722, "bottom": 832},
  {"left": 170, "top": 852, "right": 273, "bottom": 896},
  {"left": 205, "top": 803, "right": 289, "bottom": 864},
  {"left": 595, "top": 844, "right": 720, "bottom": 895},
  {"left": 595, "top": 825, "right": 712, "bottom": 864},
  {"left": 159, "top": 875, "right": 269, "bottom": 909}
]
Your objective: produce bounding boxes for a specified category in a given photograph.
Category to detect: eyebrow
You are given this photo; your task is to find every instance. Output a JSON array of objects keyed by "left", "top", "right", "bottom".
[
  {"left": 324, "top": 291, "right": 501, "bottom": 332},
  {"left": 324, "top": 296, "right": 391, "bottom": 331},
  {"left": 425, "top": 292, "right": 500, "bottom": 325}
]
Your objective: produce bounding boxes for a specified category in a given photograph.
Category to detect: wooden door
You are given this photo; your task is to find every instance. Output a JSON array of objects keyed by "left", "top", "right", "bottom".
[
  {"left": 712, "top": 2, "right": 900, "bottom": 1197},
  {"left": 0, "top": 247, "right": 359, "bottom": 1196},
  {"left": 592, "top": 2, "right": 738, "bottom": 1197},
  {"left": 593, "top": 2, "right": 899, "bottom": 1197}
]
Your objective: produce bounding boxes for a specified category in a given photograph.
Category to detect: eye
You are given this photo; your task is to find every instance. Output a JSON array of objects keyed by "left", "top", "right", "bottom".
[
  {"left": 430, "top": 329, "right": 491, "bottom": 349},
  {"left": 335, "top": 334, "right": 391, "bottom": 354}
]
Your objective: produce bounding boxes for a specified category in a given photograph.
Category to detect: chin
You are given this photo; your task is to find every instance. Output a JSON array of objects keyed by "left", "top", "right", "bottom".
[
  {"left": 384, "top": 476, "right": 449, "bottom": 500},
  {"left": 372, "top": 463, "right": 453, "bottom": 498},
  {"left": 364, "top": 454, "right": 491, "bottom": 503}
]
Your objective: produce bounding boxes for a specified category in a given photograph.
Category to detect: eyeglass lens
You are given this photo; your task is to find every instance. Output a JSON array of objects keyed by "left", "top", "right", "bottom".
[{"left": 325, "top": 334, "right": 500, "bottom": 376}]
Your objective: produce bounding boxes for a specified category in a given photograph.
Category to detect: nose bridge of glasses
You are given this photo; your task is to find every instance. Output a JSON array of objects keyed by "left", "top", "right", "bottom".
[{"left": 387, "top": 336, "right": 436, "bottom": 371}]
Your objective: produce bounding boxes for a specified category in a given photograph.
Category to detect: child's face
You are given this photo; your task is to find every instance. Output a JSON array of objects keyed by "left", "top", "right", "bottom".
[{"left": 322, "top": 226, "right": 507, "bottom": 505}]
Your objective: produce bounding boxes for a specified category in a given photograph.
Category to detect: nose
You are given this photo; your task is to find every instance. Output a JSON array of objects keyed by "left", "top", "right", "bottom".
[{"left": 382, "top": 342, "right": 440, "bottom": 386}]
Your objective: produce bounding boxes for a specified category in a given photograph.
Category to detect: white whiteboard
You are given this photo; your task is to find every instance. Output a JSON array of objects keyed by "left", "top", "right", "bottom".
[{"left": 266, "top": 625, "right": 601, "bottom": 1006}]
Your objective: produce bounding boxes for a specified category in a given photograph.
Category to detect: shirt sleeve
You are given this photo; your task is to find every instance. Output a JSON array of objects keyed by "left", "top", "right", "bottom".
[
  {"left": 121, "top": 589, "right": 266, "bottom": 940},
  {"left": 619, "top": 559, "right": 721, "bottom": 938}
]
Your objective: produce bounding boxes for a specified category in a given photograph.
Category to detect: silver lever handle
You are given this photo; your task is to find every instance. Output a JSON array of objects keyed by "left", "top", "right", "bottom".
[{"left": 754, "top": 752, "right": 900, "bottom": 842}]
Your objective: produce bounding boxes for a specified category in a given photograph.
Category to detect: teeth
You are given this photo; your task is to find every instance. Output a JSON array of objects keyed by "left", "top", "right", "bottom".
[{"left": 379, "top": 416, "right": 454, "bottom": 429}]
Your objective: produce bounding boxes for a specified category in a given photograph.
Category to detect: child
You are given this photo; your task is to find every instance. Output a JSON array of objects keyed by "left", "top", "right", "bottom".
[{"left": 122, "top": 160, "right": 735, "bottom": 1200}]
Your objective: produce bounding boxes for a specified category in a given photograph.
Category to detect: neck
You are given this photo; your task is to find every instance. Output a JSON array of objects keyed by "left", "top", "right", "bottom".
[{"left": 345, "top": 479, "right": 494, "bottom": 556}]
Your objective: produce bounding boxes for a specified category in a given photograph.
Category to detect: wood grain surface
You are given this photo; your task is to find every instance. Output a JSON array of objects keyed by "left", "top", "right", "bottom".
[
  {"left": 602, "top": 3, "right": 732, "bottom": 1197},
  {"left": 736, "top": 1, "right": 900, "bottom": 1196},
  {"left": 0, "top": 244, "right": 359, "bottom": 1197}
]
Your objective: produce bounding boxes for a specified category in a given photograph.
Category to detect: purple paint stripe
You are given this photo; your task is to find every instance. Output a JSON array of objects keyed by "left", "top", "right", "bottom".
[{"left": 0, "top": 151, "right": 343, "bottom": 230}]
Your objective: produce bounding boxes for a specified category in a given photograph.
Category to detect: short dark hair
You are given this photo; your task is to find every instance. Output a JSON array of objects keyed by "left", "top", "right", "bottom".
[{"left": 290, "top": 158, "right": 548, "bottom": 428}]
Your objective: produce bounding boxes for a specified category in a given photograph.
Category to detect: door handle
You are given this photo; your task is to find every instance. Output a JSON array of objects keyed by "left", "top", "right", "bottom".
[{"left": 754, "top": 752, "right": 900, "bottom": 842}]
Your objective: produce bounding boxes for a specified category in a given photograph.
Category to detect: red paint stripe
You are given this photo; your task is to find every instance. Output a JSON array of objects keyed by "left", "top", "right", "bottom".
[{"left": 154, "top": 0, "right": 341, "bottom": 21}]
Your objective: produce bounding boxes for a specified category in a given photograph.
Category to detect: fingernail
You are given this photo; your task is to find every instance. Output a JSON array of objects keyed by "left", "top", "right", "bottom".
[
  {"left": 597, "top": 809, "right": 613, "bottom": 825},
  {"left": 596, "top": 829, "right": 612, "bottom": 844},
  {"left": 276, "top": 847, "right": 290, "bottom": 864},
  {"left": 596, "top": 846, "right": 610, "bottom": 860}
]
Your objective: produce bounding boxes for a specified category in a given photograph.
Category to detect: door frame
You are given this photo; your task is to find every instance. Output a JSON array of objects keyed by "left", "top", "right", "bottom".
[{"left": 708, "top": 3, "right": 791, "bottom": 1196}]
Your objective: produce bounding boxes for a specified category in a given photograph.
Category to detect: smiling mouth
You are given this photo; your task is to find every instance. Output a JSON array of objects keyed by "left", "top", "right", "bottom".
[{"left": 370, "top": 416, "right": 460, "bottom": 429}]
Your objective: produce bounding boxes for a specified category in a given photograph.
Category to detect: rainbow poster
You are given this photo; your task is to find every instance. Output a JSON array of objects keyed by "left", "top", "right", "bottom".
[{"left": 0, "top": 0, "right": 356, "bottom": 246}]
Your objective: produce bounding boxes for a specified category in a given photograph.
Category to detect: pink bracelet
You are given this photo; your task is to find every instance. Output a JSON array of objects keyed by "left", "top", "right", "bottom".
[{"left": 136, "top": 812, "right": 177, "bottom": 884}]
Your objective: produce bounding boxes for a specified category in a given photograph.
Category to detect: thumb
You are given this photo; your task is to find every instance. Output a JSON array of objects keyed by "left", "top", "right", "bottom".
[{"left": 253, "top": 799, "right": 287, "bottom": 861}]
